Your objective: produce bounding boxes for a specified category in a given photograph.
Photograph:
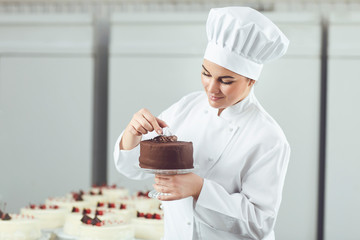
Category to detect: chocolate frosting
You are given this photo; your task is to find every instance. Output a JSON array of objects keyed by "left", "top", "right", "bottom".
[
  {"left": 151, "top": 135, "right": 178, "bottom": 143},
  {"left": 139, "top": 136, "right": 194, "bottom": 170}
]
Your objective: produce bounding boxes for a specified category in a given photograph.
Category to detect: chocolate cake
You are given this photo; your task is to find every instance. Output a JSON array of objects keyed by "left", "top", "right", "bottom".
[{"left": 139, "top": 135, "right": 193, "bottom": 169}]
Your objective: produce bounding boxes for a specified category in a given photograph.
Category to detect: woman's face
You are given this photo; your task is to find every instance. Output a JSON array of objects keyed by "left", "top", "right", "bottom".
[{"left": 201, "top": 59, "right": 255, "bottom": 113}]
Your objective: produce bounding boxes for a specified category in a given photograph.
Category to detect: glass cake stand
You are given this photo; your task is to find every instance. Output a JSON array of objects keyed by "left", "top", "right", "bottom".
[{"left": 139, "top": 166, "right": 198, "bottom": 199}]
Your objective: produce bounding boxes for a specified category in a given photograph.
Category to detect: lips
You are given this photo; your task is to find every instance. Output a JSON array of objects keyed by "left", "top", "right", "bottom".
[{"left": 209, "top": 95, "right": 223, "bottom": 101}]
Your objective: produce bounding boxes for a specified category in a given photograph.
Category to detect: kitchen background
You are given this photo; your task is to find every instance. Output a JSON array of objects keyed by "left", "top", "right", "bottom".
[{"left": 0, "top": 0, "right": 359, "bottom": 240}]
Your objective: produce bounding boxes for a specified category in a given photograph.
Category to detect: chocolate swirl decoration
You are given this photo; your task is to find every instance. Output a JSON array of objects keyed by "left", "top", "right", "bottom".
[{"left": 151, "top": 135, "right": 178, "bottom": 143}]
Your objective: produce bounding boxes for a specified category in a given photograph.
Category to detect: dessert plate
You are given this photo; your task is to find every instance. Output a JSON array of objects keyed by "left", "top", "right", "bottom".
[
  {"left": 53, "top": 229, "right": 76, "bottom": 240},
  {"left": 139, "top": 167, "right": 197, "bottom": 175}
]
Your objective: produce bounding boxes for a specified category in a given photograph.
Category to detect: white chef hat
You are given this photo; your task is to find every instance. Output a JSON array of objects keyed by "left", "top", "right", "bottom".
[{"left": 204, "top": 7, "right": 289, "bottom": 81}]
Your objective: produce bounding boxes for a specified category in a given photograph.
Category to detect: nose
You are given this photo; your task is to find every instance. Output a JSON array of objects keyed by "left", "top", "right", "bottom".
[{"left": 207, "top": 78, "right": 220, "bottom": 94}]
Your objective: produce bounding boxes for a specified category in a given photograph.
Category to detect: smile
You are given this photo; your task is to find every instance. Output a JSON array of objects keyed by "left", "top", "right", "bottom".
[{"left": 209, "top": 95, "right": 224, "bottom": 101}]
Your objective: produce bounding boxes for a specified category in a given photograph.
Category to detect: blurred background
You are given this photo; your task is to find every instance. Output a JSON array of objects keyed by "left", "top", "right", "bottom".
[{"left": 0, "top": 0, "right": 359, "bottom": 240}]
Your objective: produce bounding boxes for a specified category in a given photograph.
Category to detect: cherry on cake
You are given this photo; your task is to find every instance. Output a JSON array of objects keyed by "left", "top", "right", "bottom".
[{"left": 139, "top": 135, "right": 194, "bottom": 169}]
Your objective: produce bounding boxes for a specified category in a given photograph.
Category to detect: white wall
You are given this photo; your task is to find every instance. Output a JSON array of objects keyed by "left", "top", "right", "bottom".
[
  {"left": 325, "top": 11, "right": 360, "bottom": 240},
  {"left": 0, "top": 14, "right": 94, "bottom": 212},
  {"left": 257, "top": 13, "right": 321, "bottom": 240}
]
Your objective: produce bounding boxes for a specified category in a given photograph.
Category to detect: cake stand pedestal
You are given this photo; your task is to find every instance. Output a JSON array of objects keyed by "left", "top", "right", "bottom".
[{"left": 139, "top": 167, "right": 197, "bottom": 199}]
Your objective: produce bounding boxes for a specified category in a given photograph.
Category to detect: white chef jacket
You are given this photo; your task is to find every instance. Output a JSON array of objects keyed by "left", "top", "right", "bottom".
[{"left": 114, "top": 88, "right": 290, "bottom": 240}]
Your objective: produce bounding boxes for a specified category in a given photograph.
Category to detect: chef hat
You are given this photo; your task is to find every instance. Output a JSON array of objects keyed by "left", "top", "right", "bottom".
[{"left": 204, "top": 7, "right": 289, "bottom": 80}]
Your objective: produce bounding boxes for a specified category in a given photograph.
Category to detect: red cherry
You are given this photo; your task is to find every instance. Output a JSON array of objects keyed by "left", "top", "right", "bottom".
[
  {"left": 29, "top": 204, "right": 36, "bottom": 209},
  {"left": 120, "top": 204, "right": 126, "bottom": 209},
  {"left": 145, "top": 213, "right": 152, "bottom": 219},
  {"left": 95, "top": 222, "right": 102, "bottom": 226},
  {"left": 96, "top": 210, "right": 104, "bottom": 215},
  {"left": 97, "top": 202, "right": 104, "bottom": 207},
  {"left": 154, "top": 214, "right": 161, "bottom": 220},
  {"left": 72, "top": 207, "right": 80, "bottom": 213},
  {"left": 87, "top": 219, "right": 92, "bottom": 224},
  {"left": 108, "top": 203, "right": 115, "bottom": 208},
  {"left": 39, "top": 204, "right": 46, "bottom": 209}
]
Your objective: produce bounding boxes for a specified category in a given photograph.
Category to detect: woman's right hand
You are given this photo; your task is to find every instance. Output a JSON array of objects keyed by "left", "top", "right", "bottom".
[{"left": 120, "top": 108, "right": 168, "bottom": 150}]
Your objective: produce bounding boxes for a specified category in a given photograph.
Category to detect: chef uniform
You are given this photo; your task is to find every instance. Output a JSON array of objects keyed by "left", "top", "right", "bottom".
[{"left": 114, "top": 7, "right": 290, "bottom": 240}]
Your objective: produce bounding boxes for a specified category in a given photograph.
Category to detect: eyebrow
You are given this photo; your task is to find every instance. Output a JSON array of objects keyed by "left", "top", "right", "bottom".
[{"left": 202, "top": 65, "right": 235, "bottom": 79}]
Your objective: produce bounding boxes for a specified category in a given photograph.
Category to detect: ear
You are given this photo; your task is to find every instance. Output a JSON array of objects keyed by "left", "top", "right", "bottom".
[{"left": 248, "top": 79, "right": 255, "bottom": 87}]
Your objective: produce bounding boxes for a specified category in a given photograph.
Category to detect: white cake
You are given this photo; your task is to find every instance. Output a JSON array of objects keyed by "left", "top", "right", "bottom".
[
  {"left": 0, "top": 214, "right": 41, "bottom": 240},
  {"left": 63, "top": 208, "right": 123, "bottom": 237},
  {"left": 20, "top": 204, "right": 67, "bottom": 229},
  {"left": 96, "top": 202, "right": 136, "bottom": 223},
  {"left": 45, "top": 197, "right": 93, "bottom": 212},
  {"left": 132, "top": 210, "right": 164, "bottom": 240},
  {"left": 82, "top": 193, "right": 109, "bottom": 206},
  {"left": 113, "top": 193, "right": 161, "bottom": 213},
  {"left": 78, "top": 219, "right": 134, "bottom": 240},
  {"left": 97, "top": 186, "right": 129, "bottom": 202}
]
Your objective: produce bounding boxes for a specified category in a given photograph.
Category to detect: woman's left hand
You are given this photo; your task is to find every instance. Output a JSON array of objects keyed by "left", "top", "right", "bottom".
[{"left": 153, "top": 173, "right": 204, "bottom": 201}]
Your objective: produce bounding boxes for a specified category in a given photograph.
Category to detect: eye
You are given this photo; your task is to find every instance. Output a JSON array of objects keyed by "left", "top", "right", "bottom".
[
  {"left": 219, "top": 79, "right": 234, "bottom": 85},
  {"left": 202, "top": 72, "right": 211, "bottom": 77}
]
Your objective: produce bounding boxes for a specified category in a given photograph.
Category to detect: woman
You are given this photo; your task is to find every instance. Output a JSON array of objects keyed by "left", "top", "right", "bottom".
[{"left": 114, "top": 7, "right": 290, "bottom": 240}]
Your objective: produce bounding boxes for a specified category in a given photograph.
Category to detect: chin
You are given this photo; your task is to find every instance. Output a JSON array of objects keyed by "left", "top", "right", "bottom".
[{"left": 208, "top": 100, "right": 223, "bottom": 109}]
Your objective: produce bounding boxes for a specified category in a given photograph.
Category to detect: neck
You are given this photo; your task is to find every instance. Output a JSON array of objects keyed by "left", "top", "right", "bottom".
[{"left": 217, "top": 108, "right": 224, "bottom": 116}]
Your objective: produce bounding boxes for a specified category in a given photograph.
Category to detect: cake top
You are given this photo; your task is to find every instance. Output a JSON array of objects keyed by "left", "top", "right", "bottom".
[
  {"left": 151, "top": 135, "right": 178, "bottom": 143},
  {"left": 26, "top": 204, "right": 59, "bottom": 210}
]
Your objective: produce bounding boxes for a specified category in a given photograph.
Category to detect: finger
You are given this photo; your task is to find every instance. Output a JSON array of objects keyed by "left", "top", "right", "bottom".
[
  {"left": 155, "top": 175, "right": 171, "bottom": 180},
  {"left": 137, "top": 117, "right": 154, "bottom": 132},
  {"left": 153, "top": 184, "right": 171, "bottom": 194},
  {"left": 132, "top": 119, "right": 148, "bottom": 135},
  {"left": 142, "top": 111, "right": 163, "bottom": 135},
  {"left": 158, "top": 193, "right": 178, "bottom": 201},
  {"left": 156, "top": 117, "right": 168, "bottom": 128},
  {"left": 154, "top": 175, "right": 171, "bottom": 184},
  {"left": 128, "top": 125, "right": 142, "bottom": 136}
]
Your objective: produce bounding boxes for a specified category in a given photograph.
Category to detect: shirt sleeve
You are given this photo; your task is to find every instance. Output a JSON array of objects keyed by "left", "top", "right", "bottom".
[
  {"left": 113, "top": 131, "right": 155, "bottom": 180},
  {"left": 194, "top": 142, "right": 290, "bottom": 239}
]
